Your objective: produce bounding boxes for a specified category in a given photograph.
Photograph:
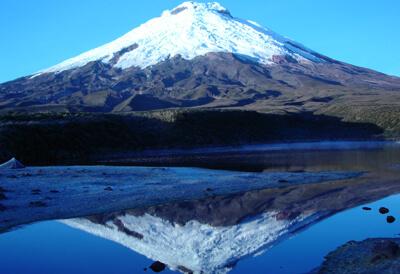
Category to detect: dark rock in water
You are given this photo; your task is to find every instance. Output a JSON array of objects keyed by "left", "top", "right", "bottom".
[
  {"left": 0, "top": 186, "right": 6, "bottom": 192},
  {"left": 0, "top": 203, "right": 6, "bottom": 211},
  {"left": 205, "top": 188, "right": 213, "bottom": 192},
  {"left": 104, "top": 186, "right": 113, "bottom": 191},
  {"left": 50, "top": 190, "right": 60, "bottom": 193},
  {"left": 29, "top": 201, "right": 47, "bottom": 207},
  {"left": 0, "top": 158, "right": 25, "bottom": 169},
  {"left": 278, "top": 179, "right": 289, "bottom": 183},
  {"left": 362, "top": 207, "right": 372, "bottom": 211},
  {"left": 379, "top": 207, "right": 390, "bottom": 214},
  {"left": 0, "top": 193, "right": 6, "bottom": 200},
  {"left": 316, "top": 238, "right": 400, "bottom": 273},
  {"left": 149, "top": 261, "right": 166, "bottom": 273},
  {"left": 387, "top": 216, "right": 396, "bottom": 224}
]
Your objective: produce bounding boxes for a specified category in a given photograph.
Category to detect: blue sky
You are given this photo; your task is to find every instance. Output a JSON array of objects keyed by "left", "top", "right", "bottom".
[{"left": 0, "top": 0, "right": 399, "bottom": 83}]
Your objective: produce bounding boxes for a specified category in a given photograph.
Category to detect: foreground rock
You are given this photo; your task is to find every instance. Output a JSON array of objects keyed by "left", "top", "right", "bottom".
[{"left": 315, "top": 238, "right": 400, "bottom": 273}]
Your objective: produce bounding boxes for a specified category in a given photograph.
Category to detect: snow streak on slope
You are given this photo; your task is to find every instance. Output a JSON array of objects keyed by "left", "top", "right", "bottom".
[
  {"left": 64, "top": 211, "right": 322, "bottom": 274},
  {"left": 38, "top": 2, "right": 322, "bottom": 75}
]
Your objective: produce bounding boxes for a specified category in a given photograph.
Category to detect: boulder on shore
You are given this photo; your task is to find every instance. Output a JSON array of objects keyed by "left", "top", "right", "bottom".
[{"left": 313, "top": 238, "right": 400, "bottom": 273}]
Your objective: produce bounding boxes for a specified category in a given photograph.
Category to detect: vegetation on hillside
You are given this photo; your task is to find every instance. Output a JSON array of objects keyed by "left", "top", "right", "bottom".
[{"left": 0, "top": 109, "right": 384, "bottom": 165}]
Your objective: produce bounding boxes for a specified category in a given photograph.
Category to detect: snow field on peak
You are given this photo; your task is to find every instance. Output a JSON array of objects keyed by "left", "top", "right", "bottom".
[
  {"left": 38, "top": 2, "right": 321, "bottom": 76},
  {"left": 64, "top": 210, "right": 322, "bottom": 274}
]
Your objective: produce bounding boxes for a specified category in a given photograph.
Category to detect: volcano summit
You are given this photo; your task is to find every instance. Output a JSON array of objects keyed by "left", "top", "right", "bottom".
[{"left": 1, "top": 1, "right": 399, "bottom": 114}]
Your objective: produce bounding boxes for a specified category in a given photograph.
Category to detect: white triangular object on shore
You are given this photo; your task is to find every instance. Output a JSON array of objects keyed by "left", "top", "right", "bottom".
[{"left": 0, "top": 158, "right": 25, "bottom": 169}]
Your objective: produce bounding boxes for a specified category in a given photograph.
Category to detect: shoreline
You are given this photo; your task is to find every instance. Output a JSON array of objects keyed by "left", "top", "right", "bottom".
[
  {"left": 95, "top": 140, "right": 399, "bottom": 161},
  {"left": 11, "top": 140, "right": 398, "bottom": 167},
  {"left": 313, "top": 238, "right": 400, "bottom": 273},
  {"left": 0, "top": 166, "right": 361, "bottom": 232},
  {"left": 0, "top": 110, "right": 388, "bottom": 165}
]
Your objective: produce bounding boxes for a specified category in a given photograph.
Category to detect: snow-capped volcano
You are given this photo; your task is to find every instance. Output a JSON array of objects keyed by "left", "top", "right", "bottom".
[
  {"left": 64, "top": 211, "right": 323, "bottom": 274},
  {"left": 1, "top": 1, "right": 399, "bottom": 113},
  {"left": 38, "top": 1, "right": 321, "bottom": 75}
]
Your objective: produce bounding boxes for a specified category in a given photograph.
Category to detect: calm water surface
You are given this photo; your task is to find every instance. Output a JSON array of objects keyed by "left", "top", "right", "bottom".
[{"left": 1, "top": 142, "right": 400, "bottom": 274}]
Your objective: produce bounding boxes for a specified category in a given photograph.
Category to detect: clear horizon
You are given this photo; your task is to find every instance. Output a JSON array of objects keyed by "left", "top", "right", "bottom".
[{"left": 1, "top": 0, "right": 399, "bottom": 83}]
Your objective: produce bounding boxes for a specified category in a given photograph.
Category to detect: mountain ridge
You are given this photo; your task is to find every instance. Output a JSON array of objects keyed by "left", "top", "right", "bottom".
[{"left": 1, "top": 1, "right": 400, "bottom": 114}]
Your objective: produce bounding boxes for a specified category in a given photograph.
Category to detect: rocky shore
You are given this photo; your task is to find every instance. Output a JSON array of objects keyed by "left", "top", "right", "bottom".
[{"left": 313, "top": 238, "right": 400, "bottom": 273}]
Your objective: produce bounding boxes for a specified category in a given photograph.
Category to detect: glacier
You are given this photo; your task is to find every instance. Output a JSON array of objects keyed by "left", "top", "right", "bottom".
[
  {"left": 64, "top": 211, "right": 323, "bottom": 274},
  {"left": 36, "top": 1, "right": 323, "bottom": 76}
]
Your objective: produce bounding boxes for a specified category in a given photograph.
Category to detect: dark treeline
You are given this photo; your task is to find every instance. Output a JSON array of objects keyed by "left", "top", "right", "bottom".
[{"left": 0, "top": 110, "right": 383, "bottom": 165}]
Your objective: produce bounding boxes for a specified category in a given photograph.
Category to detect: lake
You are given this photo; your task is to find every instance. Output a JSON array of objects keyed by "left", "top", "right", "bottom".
[{"left": 1, "top": 141, "right": 400, "bottom": 274}]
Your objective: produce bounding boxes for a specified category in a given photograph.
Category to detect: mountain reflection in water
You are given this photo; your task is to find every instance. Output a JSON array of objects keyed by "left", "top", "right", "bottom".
[{"left": 64, "top": 170, "right": 400, "bottom": 274}]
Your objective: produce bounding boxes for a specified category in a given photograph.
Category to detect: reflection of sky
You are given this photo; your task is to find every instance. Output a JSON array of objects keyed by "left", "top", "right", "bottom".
[
  {"left": 0, "top": 195, "right": 399, "bottom": 274},
  {"left": 0, "top": 222, "right": 176, "bottom": 274},
  {"left": 232, "top": 194, "right": 400, "bottom": 274}
]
